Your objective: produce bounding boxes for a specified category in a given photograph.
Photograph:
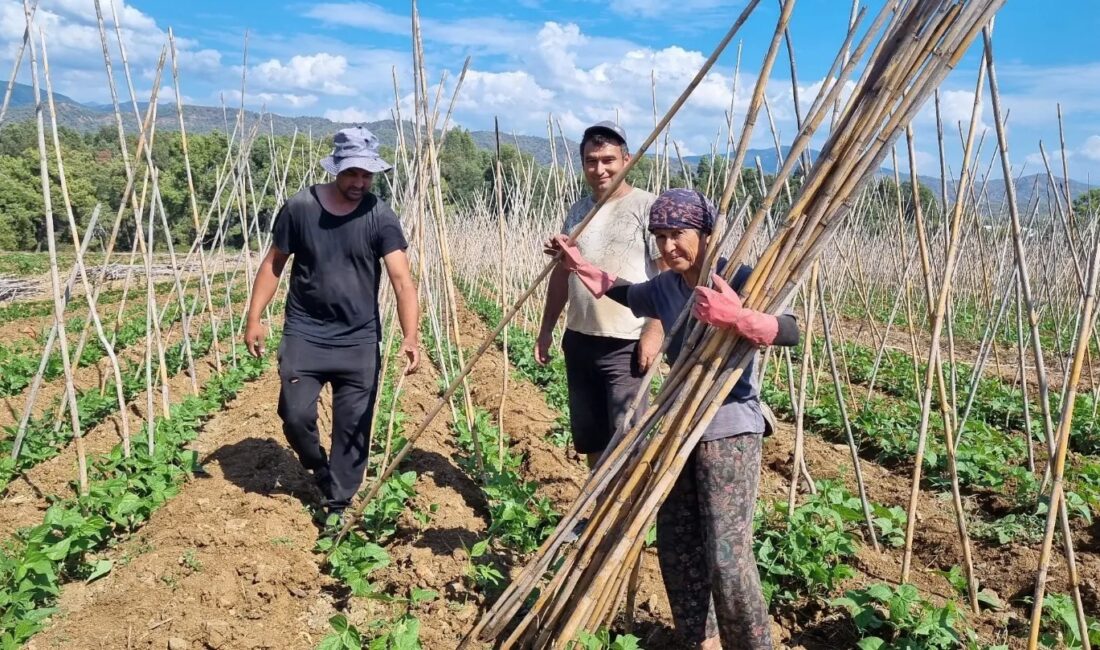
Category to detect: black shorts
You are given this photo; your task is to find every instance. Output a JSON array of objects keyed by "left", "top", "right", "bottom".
[{"left": 561, "top": 329, "right": 648, "bottom": 455}]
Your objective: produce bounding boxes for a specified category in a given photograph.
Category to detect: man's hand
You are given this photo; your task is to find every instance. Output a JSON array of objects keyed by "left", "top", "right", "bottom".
[
  {"left": 637, "top": 324, "right": 662, "bottom": 373},
  {"left": 534, "top": 330, "right": 554, "bottom": 366},
  {"left": 245, "top": 319, "right": 268, "bottom": 358},
  {"left": 401, "top": 336, "right": 421, "bottom": 374}
]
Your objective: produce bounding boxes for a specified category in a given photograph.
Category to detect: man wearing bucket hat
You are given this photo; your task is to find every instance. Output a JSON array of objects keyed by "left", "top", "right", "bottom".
[
  {"left": 535, "top": 120, "right": 665, "bottom": 468},
  {"left": 546, "top": 188, "right": 799, "bottom": 650},
  {"left": 245, "top": 126, "right": 420, "bottom": 526}
]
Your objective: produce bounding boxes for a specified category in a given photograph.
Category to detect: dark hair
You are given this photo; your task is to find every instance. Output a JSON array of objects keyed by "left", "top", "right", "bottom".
[{"left": 579, "top": 131, "right": 628, "bottom": 159}]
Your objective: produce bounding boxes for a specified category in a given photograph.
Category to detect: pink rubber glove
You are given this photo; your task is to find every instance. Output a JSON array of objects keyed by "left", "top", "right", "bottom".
[
  {"left": 693, "top": 273, "right": 778, "bottom": 346},
  {"left": 548, "top": 234, "right": 617, "bottom": 298}
]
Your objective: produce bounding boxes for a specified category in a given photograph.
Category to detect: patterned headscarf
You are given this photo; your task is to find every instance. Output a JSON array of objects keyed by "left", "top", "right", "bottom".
[{"left": 648, "top": 188, "right": 716, "bottom": 234}]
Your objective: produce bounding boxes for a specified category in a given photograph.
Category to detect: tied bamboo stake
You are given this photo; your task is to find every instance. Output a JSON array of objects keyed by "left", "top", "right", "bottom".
[
  {"left": 333, "top": 0, "right": 765, "bottom": 546},
  {"left": 494, "top": 117, "right": 509, "bottom": 466},
  {"left": 38, "top": 30, "right": 132, "bottom": 457}
]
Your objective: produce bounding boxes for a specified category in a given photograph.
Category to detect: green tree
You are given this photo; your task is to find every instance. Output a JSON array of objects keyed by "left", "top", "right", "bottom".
[
  {"left": 439, "top": 128, "right": 490, "bottom": 204},
  {"left": 1073, "top": 188, "right": 1100, "bottom": 218},
  {"left": 0, "top": 154, "right": 41, "bottom": 249}
]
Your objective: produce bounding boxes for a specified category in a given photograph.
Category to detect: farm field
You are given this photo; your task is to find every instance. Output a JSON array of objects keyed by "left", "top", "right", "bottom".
[{"left": 3, "top": 1, "right": 1100, "bottom": 649}]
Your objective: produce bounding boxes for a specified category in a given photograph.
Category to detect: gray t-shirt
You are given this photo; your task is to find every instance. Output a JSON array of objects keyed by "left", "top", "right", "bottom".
[{"left": 626, "top": 262, "right": 765, "bottom": 441}]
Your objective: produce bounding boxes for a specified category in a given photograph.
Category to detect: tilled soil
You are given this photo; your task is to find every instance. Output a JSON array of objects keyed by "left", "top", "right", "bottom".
[
  {"left": 18, "top": 299, "right": 1100, "bottom": 649},
  {"left": 29, "top": 370, "right": 340, "bottom": 650}
]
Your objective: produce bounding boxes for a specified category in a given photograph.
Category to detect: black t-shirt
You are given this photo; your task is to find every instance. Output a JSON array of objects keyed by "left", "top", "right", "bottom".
[{"left": 271, "top": 187, "right": 407, "bottom": 345}]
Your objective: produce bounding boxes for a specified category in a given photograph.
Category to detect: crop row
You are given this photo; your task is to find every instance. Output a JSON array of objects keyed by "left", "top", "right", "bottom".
[
  {"left": 819, "top": 337, "right": 1100, "bottom": 456},
  {"left": 0, "top": 299, "right": 248, "bottom": 495},
  {"left": 836, "top": 289, "right": 1091, "bottom": 358},
  {"left": 0, "top": 279, "right": 247, "bottom": 399},
  {"left": 0, "top": 270, "right": 237, "bottom": 328},
  {"left": 0, "top": 335, "right": 272, "bottom": 647}
]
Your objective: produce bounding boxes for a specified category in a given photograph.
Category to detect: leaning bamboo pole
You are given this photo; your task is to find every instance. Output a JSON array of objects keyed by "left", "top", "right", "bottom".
[
  {"left": 0, "top": 0, "right": 36, "bottom": 126},
  {"left": 39, "top": 32, "right": 132, "bottom": 457},
  {"left": 494, "top": 118, "right": 509, "bottom": 466},
  {"left": 787, "top": 264, "right": 818, "bottom": 515},
  {"left": 899, "top": 51, "right": 985, "bottom": 612},
  {"left": 981, "top": 27, "right": 1092, "bottom": 648}
]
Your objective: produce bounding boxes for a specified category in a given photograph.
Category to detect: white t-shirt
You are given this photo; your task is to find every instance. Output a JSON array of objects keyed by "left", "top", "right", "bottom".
[{"left": 561, "top": 187, "right": 659, "bottom": 339}]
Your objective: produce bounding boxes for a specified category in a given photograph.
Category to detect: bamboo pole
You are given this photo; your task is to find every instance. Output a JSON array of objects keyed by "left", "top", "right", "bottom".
[
  {"left": 39, "top": 32, "right": 133, "bottom": 457},
  {"left": 25, "top": 4, "right": 87, "bottom": 494}
]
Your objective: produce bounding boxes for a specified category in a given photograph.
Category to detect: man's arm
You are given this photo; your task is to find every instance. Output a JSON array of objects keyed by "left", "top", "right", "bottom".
[
  {"left": 245, "top": 247, "right": 290, "bottom": 358},
  {"left": 535, "top": 263, "right": 569, "bottom": 365},
  {"left": 383, "top": 248, "right": 421, "bottom": 373},
  {"left": 636, "top": 258, "right": 668, "bottom": 371}
]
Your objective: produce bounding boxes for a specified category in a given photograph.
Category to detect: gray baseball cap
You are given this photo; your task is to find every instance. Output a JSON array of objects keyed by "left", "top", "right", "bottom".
[
  {"left": 320, "top": 126, "right": 393, "bottom": 175},
  {"left": 582, "top": 120, "right": 628, "bottom": 148}
]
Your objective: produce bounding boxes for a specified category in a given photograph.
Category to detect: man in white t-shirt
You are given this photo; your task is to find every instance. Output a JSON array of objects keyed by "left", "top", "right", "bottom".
[{"left": 536, "top": 121, "right": 664, "bottom": 467}]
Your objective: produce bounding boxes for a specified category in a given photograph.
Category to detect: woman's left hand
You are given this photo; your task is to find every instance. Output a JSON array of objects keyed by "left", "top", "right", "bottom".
[{"left": 692, "top": 272, "right": 743, "bottom": 328}]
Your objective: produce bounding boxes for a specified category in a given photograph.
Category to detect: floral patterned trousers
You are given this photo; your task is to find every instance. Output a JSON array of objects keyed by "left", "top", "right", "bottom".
[{"left": 655, "top": 433, "right": 772, "bottom": 649}]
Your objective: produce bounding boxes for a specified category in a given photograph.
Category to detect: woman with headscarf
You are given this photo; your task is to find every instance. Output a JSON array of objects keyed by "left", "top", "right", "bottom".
[{"left": 546, "top": 188, "right": 798, "bottom": 650}]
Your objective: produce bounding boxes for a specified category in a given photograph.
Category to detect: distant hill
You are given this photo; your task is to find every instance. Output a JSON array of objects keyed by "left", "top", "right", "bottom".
[
  {"left": 3, "top": 82, "right": 1091, "bottom": 208},
  {"left": 3, "top": 82, "right": 80, "bottom": 107}
]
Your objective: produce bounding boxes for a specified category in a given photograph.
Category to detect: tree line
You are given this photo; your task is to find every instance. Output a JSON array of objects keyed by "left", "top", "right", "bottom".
[{"left": 0, "top": 121, "right": 960, "bottom": 253}]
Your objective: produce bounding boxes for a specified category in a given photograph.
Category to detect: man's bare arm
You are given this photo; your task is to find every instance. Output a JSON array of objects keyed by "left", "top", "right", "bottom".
[
  {"left": 244, "top": 247, "right": 290, "bottom": 357},
  {"left": 383, "top": 249, "right": 421, "bottom": 373},
  {"left": 536, "top": 263, "right": 570, "bottom": 365}
]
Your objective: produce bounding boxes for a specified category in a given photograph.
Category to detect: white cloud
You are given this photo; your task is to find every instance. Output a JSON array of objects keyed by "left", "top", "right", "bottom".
[
  {"left": 251, "top": 53, "right": 354, "bottom": 96},
  {"left": 0, "top": 0, "right": 224, "bottom": 106},
  {"left": 1081, "top": 135, "right": 1100, "bottom": 162},
  {"left": 324, "top": 106, "right": 390, "bottom": 124}
]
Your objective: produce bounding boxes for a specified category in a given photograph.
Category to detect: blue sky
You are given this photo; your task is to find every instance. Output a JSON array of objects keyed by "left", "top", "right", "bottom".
[{"left": 2, "top": 0, "right": 1098, "bottom": 182}]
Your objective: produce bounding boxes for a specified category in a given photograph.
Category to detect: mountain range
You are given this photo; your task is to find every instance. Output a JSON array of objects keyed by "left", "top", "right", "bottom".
[{"left": 3, "top": 82, "right": 1091, "bottom": 209}]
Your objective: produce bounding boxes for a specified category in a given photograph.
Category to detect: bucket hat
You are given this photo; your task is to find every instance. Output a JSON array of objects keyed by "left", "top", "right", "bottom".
[{"left": 319, "top": 126, "right": 393, "bottom": 175}]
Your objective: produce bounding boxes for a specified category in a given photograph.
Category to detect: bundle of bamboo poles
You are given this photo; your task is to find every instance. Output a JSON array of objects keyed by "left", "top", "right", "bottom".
[{"left": 461, "top": 1, "right": 1005, "bottom": 646}]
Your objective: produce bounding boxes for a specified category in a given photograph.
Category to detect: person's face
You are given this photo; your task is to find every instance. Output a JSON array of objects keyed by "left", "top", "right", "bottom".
[
  {"left": 582, "top": 141, "right": 630, "bottom": 196},
  {"left": 335, "top": 168, "right": 374, "bottom": 201},
  {"left": 652, "top": 228, "right": 705, "bottom": 274}
]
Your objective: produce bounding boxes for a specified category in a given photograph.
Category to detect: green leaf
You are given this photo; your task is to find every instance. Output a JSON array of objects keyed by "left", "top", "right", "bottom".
[
  {"left": 470, "top": 539, "right": 490, "bottom": 558},
  {"left": 857, "top": 638, "right": 886, "bottom": 650},
  {"left": 410, "top": 588, "right": 438, "bottom": 606},
  {"left": 85, "top": 559, "right": 113, "bottom": 583}
]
